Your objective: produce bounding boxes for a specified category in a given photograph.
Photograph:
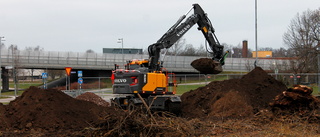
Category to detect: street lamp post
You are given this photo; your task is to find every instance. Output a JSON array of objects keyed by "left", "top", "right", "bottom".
[
  {"left": 117, "top": 38, "right": 124, "bottom": 62},
  {"left": 0, "top": 36, "right": 4, "bottom": 96},
  {"left": 254, "top": 0, "right": 258, "bottom": 67},
  {"left": 317, "top": 47, "right": 320, "bottom": 93}
]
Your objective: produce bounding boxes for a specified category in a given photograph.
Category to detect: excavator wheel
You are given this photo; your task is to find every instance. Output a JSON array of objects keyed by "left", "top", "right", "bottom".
[
  {"left": 191, "top": 58, "right": 222, "bottom": 74},
  {"left": 128, "top": 101, "right": 144, "bottom": 112}
]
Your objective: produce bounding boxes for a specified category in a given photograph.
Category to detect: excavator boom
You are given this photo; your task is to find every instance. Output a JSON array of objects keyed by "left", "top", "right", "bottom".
[{"left": 148, "top": 3, "right": 227, "bottom": 74}]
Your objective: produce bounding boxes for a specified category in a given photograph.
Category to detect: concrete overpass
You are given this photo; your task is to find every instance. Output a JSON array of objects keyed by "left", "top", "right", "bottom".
[
  {"left": 0, "top": 50, "right": 291, "bottom": 90},
  {"left": 0, "top": 50, "right": 287, "bottom": 71}
]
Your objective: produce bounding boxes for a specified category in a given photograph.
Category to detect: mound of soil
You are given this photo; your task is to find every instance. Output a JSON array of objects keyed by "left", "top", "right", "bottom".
[
  {"left": 181, "top": 67, "right": 287, "bottom": 119},
  {"left": 270, "top": 85, "right": 320, "bottom": 117},
  {"left": 1, "top": 67, "right": 319, "bottom": 136},
  {"left": 0, "top": 86, "right": 122, "bottom": 135},
  {"left": 76, "top": 92, "right": 110, "bottom": 107}
]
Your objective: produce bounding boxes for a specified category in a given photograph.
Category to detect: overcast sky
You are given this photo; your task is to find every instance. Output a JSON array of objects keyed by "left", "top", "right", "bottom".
[{"left": 1, "top": 0, "right": 320, "bottom": 53}]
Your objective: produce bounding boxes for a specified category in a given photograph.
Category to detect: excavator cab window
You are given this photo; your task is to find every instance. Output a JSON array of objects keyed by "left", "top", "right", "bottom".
[
  {"left": 141, "top": 63, "right": 149, "bottom": 68},
  {"left": 128, "top": 64, "right": 140, "bottom": 70}
]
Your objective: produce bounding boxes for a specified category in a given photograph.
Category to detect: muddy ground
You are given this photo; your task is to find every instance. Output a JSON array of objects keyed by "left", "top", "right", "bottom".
[{"left": 0, "top": 67, "right": 320, "bottom": 136}]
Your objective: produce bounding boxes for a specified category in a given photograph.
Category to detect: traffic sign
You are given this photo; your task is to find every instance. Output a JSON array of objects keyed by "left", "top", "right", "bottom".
[
  {"left": 65, "top": 67, "right": 72, "bottom": 76},
  {"left": 42, "top": 72, "right": 48, "bottom": 79},
  {"left": 78, "top": 71, "right": 83, "bottom": 77},
  {"left": 78, "top": 78, "right": 83, "bottom": 84}
]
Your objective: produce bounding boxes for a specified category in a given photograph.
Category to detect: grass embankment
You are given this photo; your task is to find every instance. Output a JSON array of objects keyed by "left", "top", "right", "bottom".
[
  {"left": 3, "top": 81, "right": 42, "bottom": 96},
  {"left": 175, "top": 84, "right": 206, "bottom": 95}
]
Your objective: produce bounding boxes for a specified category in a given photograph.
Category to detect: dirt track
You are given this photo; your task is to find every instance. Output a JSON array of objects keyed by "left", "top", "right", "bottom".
[{"left": 0, "top": 67, "right": 320, "bottom": 136}]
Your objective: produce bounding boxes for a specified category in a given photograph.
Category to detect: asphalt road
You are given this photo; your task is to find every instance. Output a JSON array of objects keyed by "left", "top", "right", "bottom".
[{"left": 0, "top": 96, "right": 16, "bottom": 103}]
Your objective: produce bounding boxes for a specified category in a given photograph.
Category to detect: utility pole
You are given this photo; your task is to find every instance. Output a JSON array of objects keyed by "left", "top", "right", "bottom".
[{"left": 254, "top": 0, "right": 258, "bottom": 67}]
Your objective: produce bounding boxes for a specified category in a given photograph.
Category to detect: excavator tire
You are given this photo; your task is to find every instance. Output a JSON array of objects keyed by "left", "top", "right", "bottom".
[
  {"left": 191, "top": 58, "right": 222, "bottom": 74},
  {"left": 128, "top": 101, "right": 144, "bottom": 112}
]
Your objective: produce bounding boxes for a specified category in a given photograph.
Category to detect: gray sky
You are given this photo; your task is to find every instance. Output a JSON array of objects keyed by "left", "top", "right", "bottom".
[{"left": 1, "top": 0, "right": 320, "bottom": 53}]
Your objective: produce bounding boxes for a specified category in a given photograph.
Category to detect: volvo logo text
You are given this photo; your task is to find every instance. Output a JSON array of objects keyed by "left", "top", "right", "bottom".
[
  {"left": 114, "top": 79, "right": 127, "bottom": 83},
  {"left": 176, "top": 25, "right": 190, "bottom": 37}
]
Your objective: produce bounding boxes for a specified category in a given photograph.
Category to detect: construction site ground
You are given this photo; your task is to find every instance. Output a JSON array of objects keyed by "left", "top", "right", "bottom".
[{"left": 0, "top": 67, "right": 320, "bottom": 136}]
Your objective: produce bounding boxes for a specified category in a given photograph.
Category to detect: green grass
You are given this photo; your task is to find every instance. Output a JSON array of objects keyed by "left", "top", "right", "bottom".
[
  {"left": 9, "top": 82, "right": 42, "bottom": 89},
  {"left": 311, "top": 86, "right": 320, "bottom": 96},
  {"left": 1, "top": 82, "right": 42, "bottom": 97},
  {"left": 179, "top": 75, "right": 228, "bottom": 84},
  {"left": 1, "top": 102, "right": 9, "bottom": 105},
  {"left": 0, "top": 96, "right": 10, "bottom": 99},
  {"left": 1, "top": 90, "right": 24, "bottom": 96},
  {"left": 175, "top": 84, "right": 206, "bottom": 95}
]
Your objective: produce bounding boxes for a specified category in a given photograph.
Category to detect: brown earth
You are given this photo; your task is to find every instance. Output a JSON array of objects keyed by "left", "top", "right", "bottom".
[
  {"left": 0, "top": 86, "right": 123, "bottom": 136},
  {"left": 269, "top": 85, "right": 320, "bottom": 118},
  {"left": 181, "top": 67, "right": 288, "bottom": 119},
  {"left": 0, "top": 67, "right": 320, "bottom": 136},
  {"left": 76, "top": 92, "right": 110, "bottom": 107},
  {"left": 191, "top": 58, "right": 222, "bottom": 74}
]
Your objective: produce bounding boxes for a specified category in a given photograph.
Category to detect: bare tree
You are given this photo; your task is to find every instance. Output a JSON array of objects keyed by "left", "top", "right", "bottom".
[
  {"left": 47, "top": 69, "right": 64, "bottom": 80},
  {"left": 259, "top": 47, "right": 273, "bottom": 51},
  {"left": 221, "top": 43, "right": 242, "bottom": 58},
  {"left": 86, "top": 49, "right": 95, "bottom": 53},
  {"left": 180, "top": 44, "right": 196, "bottom": 56},
  {"left": 24, "top": 46, "right": 44, "bottom": 81},
  {"left": 25, "top": 45, "right": 44, "bottom": 51},
  {"left": 283, "top": 8, "right": 320, "bottom": 73},
  {"left": 167, "top": 38, "right": 186, "bottom": 56},
  {"left": 0, "top": 41, "right": 5, "bottom": 49},
  {"left": 8, "top": 45, "right": 20, "bottom": 90},
  {"left": 195, "top": 44, "right": 208, "bottom": 56}
]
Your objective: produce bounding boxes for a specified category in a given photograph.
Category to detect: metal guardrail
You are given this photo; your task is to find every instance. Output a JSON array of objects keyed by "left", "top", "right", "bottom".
[{"left": 62, "top": 90, "right": 86, "bottom": 98}]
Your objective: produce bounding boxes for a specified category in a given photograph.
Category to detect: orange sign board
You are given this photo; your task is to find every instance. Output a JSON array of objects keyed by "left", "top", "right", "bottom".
[{"left": 65, "top": 67, "right": 72, "bottom": 76}]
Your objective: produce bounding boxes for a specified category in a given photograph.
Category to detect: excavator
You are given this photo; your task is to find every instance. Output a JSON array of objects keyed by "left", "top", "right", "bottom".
[{"left": 111, "top": 4, "right": 228, "bottom": 114}]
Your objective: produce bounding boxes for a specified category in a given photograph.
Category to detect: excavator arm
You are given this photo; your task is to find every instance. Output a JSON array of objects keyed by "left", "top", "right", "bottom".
[{"left": 148, "top": 4, "right": 227, "bottom": 73}]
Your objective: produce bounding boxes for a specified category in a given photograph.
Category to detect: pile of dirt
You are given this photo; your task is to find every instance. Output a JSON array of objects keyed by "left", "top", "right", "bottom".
[
  {"left": 1, "top": 67, "right": 320, "bottom": 136},
  {"left": 270, "top": 85, "right": 320, "bottom": 118},
  {"left": 191, "top": 58, "right": 222, "bottom": 74},
  {"left": 181, "top": 67, "right": 287, "bottom": 119},
  {"left": 76, "top": 92, "right": 110, "bottom": 107},
  {"left": 0, "top": 86, "right": 122, "bottom": 135}
]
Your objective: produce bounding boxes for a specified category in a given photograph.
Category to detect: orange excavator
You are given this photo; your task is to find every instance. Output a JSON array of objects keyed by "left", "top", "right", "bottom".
[{"left": 111, "top": 4, "right": 228, "bottom": 114}]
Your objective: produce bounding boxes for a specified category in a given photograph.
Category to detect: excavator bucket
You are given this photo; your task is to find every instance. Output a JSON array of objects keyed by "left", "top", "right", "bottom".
[{"left": 191, "top": 58, "right": 222, "bottom": 74}]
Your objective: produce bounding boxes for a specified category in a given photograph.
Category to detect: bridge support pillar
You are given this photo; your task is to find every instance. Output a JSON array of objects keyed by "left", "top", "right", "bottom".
[{"left": 1, "top": 67, "right": 9, "bottom": 92}]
